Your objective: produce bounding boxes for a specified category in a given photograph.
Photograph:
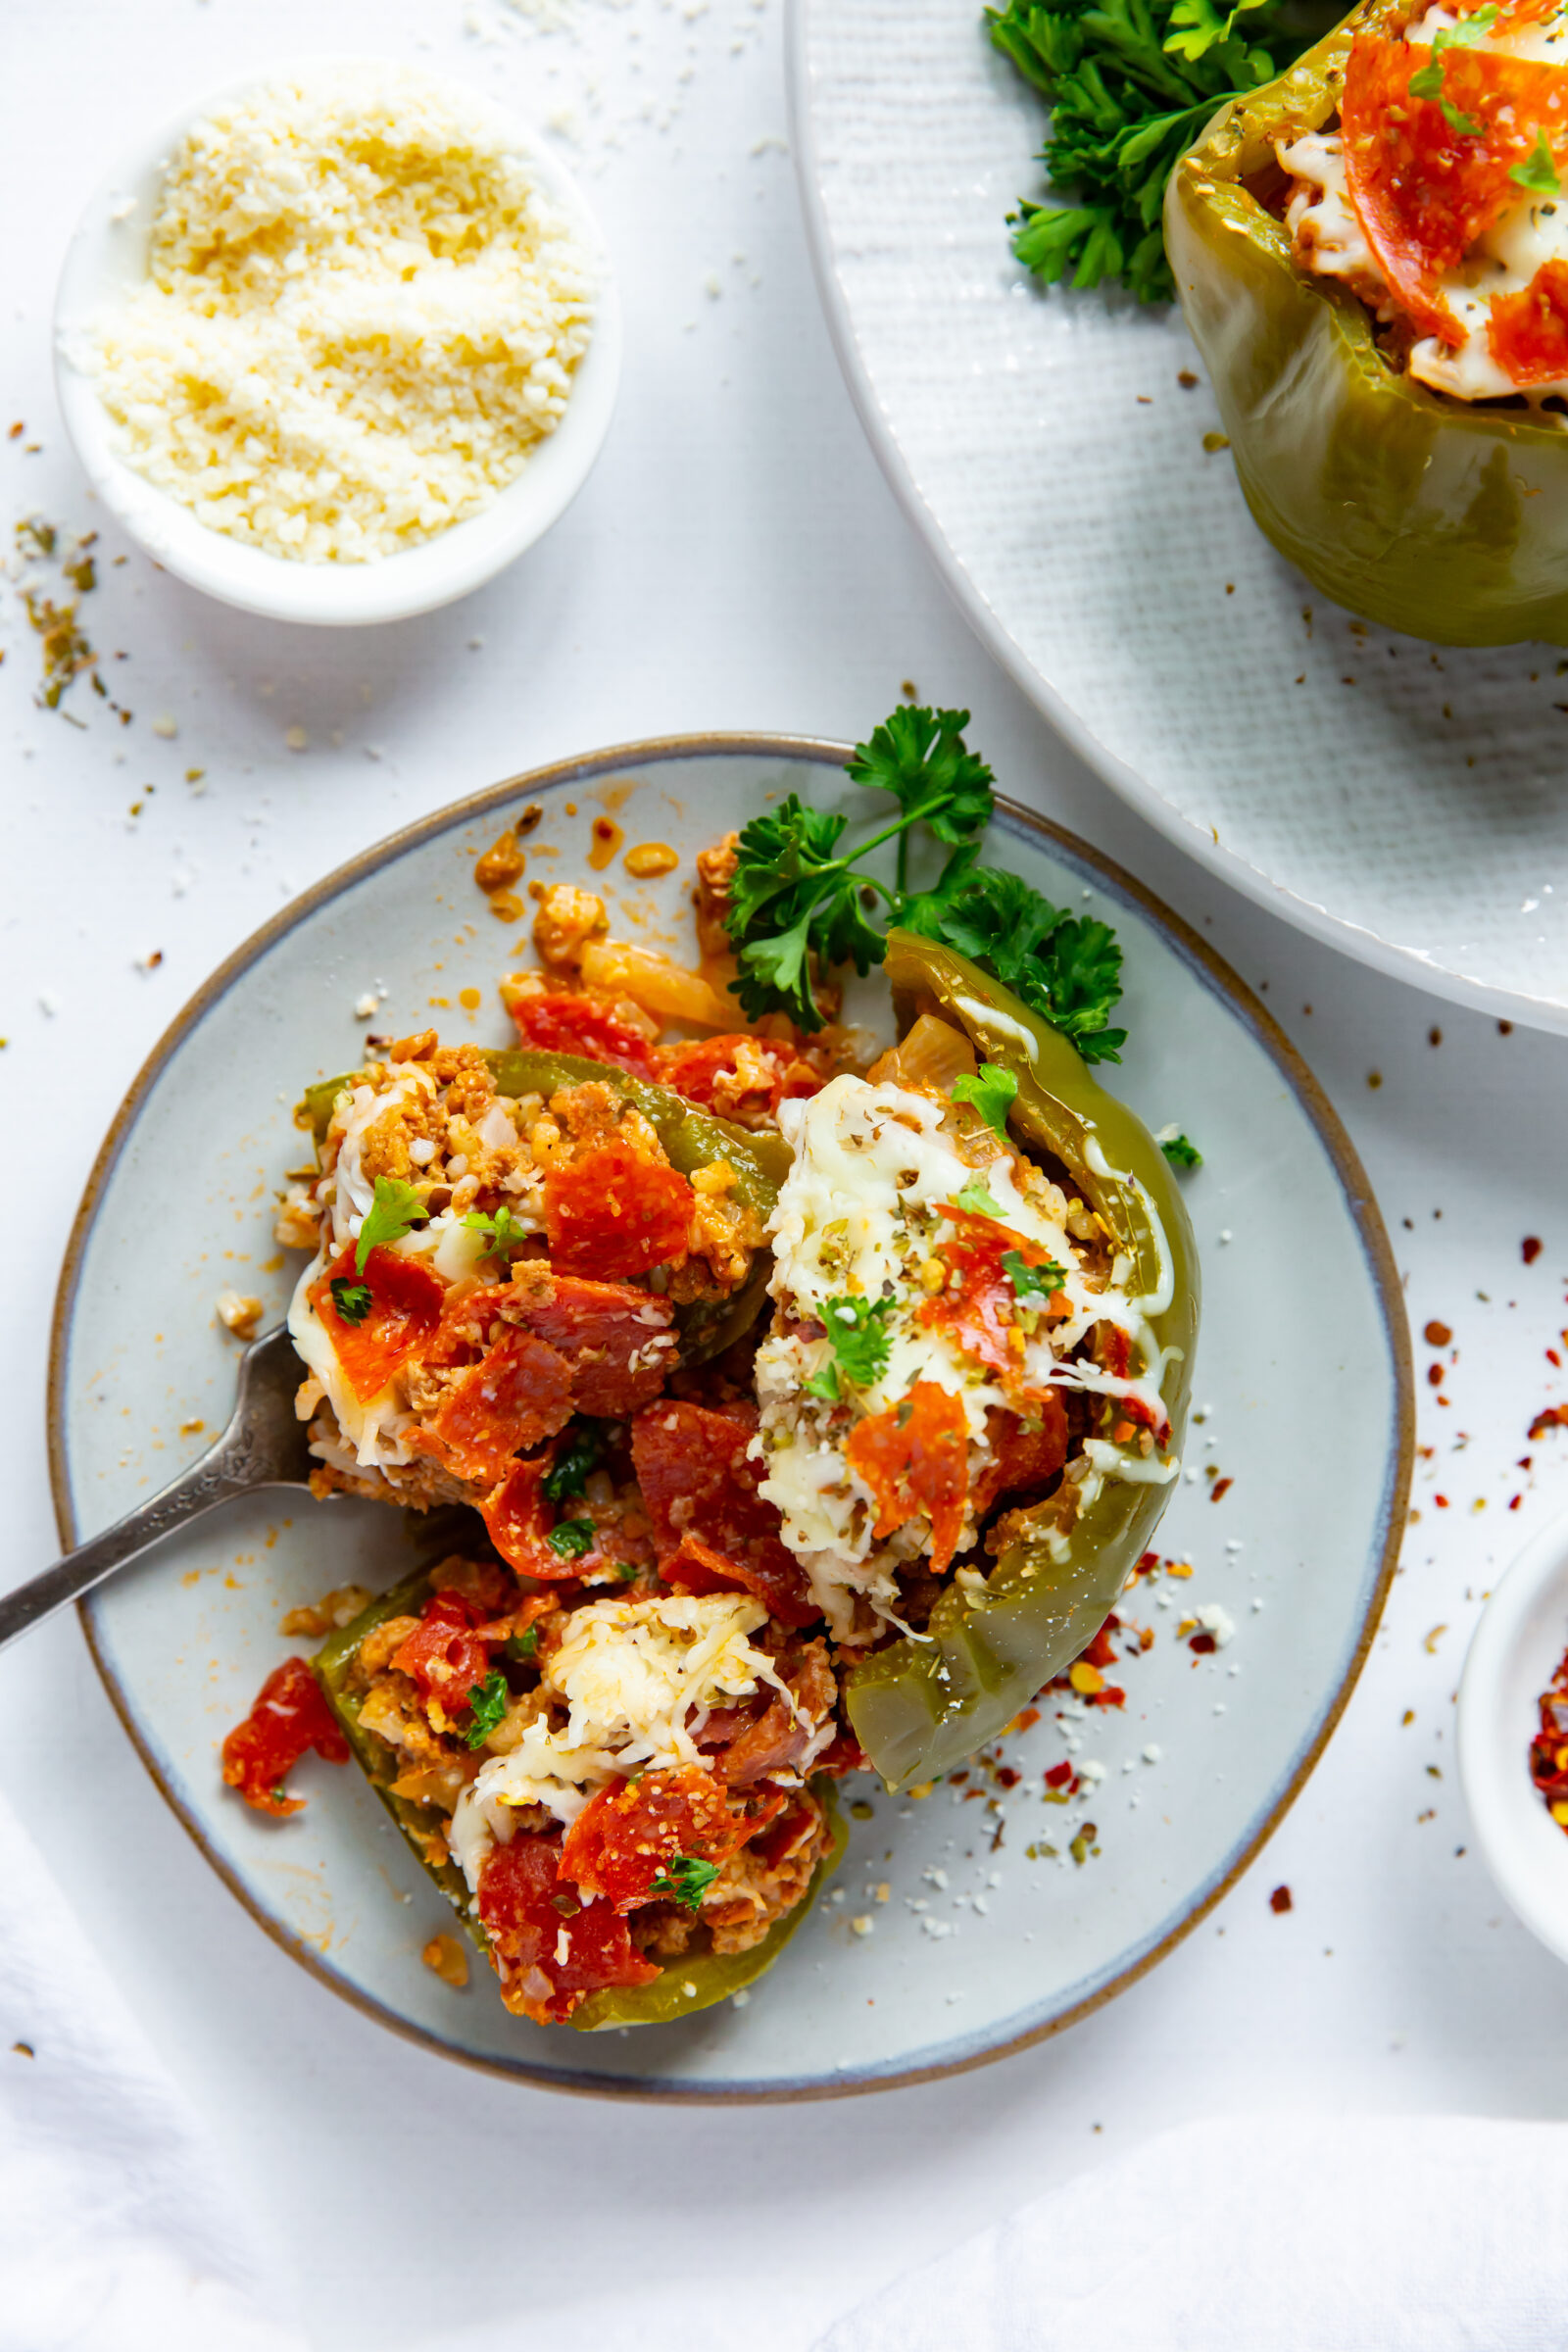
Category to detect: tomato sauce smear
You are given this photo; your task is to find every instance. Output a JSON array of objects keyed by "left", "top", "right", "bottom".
[
  {"left": 221, "top": 1655, "right": 350, "bottom": 1817},
  {"left": 510, "top": 992, "right": 658, "bottom": 1079}
]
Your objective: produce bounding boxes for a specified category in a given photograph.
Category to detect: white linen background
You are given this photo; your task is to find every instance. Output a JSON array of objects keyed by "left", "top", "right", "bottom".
[{"left": 5, "top": 0, "right": 1568, "bottom": 2344}]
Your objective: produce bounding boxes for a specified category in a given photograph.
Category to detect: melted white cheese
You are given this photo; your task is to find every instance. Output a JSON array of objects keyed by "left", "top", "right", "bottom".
[
  {"left": 753, "top": 1075, "right": 1177, "bottom": 1640},
  {"left": 447, "top": 1592, "right": 796, "bottom": 1891}
]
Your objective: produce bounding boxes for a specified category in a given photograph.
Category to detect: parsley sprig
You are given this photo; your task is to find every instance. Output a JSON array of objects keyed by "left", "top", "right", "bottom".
[
  {"left": 649, "top": 1854, "right": 721, "bottom": 1913},
  {"left": 1157, "top": 1127, "right": 1202, "bottom": 1169},
  {"left": 354, "top": 1176, "right": 429, "bottom": 1275},
  {"left": 951, "top": 1063, "right": 1018, "bottom": 1138},
  {"left": 987, "top": 0, "right": 1322, "bottom": 303},
  {"left": 724, "top": 706, "right": 1126, "bottom": 1060}
]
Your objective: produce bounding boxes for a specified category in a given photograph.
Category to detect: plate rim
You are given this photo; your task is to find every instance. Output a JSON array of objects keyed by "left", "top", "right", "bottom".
[
  {"left": 783, "top": 0, "right": 1568, "bottom": 1041},
  {"left": 46, "top": 728, "right": 1415, "bottom": 2100}
]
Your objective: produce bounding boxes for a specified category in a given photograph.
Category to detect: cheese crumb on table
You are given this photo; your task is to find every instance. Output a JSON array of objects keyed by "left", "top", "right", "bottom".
[{"left": 84, "top": 66, "right": 597, "bottom": 564}]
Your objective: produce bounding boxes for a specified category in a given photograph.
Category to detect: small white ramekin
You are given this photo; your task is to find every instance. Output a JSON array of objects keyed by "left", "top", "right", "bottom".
[
  {"left": 52, "top": 58, "right": 621, "bottom": 627},
  {"left": 1458, "top": 1505, "right": 1568, "bottom": 1963}
]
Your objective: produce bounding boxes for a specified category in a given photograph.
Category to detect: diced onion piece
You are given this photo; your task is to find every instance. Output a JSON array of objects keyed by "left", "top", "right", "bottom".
[
  {"left": 866, "top": 1013, "right": 977, "bottom": 1095},
  {"left": 578, "top": 940, "right": 736, "bottom": 1028}
]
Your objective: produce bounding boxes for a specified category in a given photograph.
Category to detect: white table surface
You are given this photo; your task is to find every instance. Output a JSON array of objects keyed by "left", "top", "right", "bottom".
[{"left": 4, "top": 3, "right": 1568, "bottom": 2345}]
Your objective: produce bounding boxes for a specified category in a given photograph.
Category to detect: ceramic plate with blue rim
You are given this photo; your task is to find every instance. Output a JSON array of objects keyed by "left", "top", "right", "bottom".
[{"left": 48, "top": 738, "right": 1411, "bottom": 2097}]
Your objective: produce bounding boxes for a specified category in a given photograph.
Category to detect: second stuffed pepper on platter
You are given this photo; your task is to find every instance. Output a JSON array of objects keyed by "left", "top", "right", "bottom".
[{"left": 1167, "top": 0, "right": 1568, "bottom": 645}]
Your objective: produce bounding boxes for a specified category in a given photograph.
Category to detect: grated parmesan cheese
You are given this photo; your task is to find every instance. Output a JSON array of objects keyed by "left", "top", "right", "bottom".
[{"left": 83, "top": 67, "right": 597, "bottom": 562}]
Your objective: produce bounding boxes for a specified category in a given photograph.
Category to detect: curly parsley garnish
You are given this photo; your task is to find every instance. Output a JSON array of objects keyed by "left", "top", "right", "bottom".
[
  {"left": 1003, "top": 1249, "right": 1068, "bottom": 1303},
  {"left": 462, "top": 1204, "right": 531, "bottom": 1262},
  {"left": 547, "top": 1517, "right": 597, "bottom": 1560},
  {"left": 951, "top": 1062, "right": 1018, "bottom": 1138},
  {"left": 465, "top": 1671, "right": 510, "bottom": 1748},
  {"left": 808, "top": 1294, "right": 896, "bottom": 1403},
  {"left": 329, "top": 1276, "right": 372, "bottom": 1325},
  {"left": 987, "top": 0, "right": 1323, "bottom": 304},
  {"left": 649, "top": 1854, "right": 721, "bottom": 1913},
  {"left": 723, "top": 706, "right": 1127, "bottom": 1060},
  {"left": 354, "top": 1176, "right": 429, "bottom": 1275},
  {"left": 1158, "top": 1129, "right": 1203, "bottom": 1170},
  {"left": 544, "top": 1424, "right": 602, "bottom": 1503}
]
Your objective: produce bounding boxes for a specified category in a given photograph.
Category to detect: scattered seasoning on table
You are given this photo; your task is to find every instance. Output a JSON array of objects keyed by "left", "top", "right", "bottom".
[
  {"left": 1524, "top": 1237, "right": 1544, "bottom": 1264},
  {"left": 1528, "top": 1641, "right": 1568, "bottom": 1829},
  {"left": 1269, "top": 1885, "right": 1293, "bottom": 1913}
]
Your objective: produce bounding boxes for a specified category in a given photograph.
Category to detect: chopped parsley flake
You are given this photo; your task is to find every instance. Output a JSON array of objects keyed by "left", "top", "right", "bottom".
[
  {"left": 1512, "top": 129, "right": 1561, "bottom": 195},
  {"left": 329, "top": 1277, "right": 372, "bottom": 1325},
  {"left": 544, "top": 1424, "right": 602, "bottom": 1502},
  {"left": 465, "top": 1671, "right": 509, "bottom": 1748},
  {"left": 505, "top": 1627, "right": 540, "bottom": 1662},
  {"left": 951, "top": 1062, "right": 1018, "bottom": 1138},
  {"left": 649, "top": 1854, "right": 721, "bottom": 1912},
  {"left": 547, "top": 1517, "right": 596, "bottom": 1560},
  {"left": 822, "top": 1294, "right": 895, "bottom": 1390},
  {"left": 462, "top": 1203, "right": 531, "bottom": 1261},
  {"left": 1159, "top": 1130, "right": 1203, "bottom": 1170},
  {"left": 1003, "top": 1249, "right": 1067, "bottom": 1303},
  {"left": 955, "top": 1176, "right": 1004, "bottom": 1217},
  {"left": 354, "top": 1176, "right": 429, "bottom": 1275}
]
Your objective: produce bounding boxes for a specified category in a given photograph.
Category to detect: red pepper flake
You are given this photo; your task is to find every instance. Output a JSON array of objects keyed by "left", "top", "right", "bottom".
[
  {"left": 1269, "top": 1885, "right": 1293, "bottom": 1914},
  {"left": 996, "top": 1765, "right": 1021, "bottom": 1788},
  {"left": 1045, "top": 1761, "right": 1074, "bottom": 1788},
  {"left": 1190, "top": 1631, "right": 1218, "bottom": 1655},
  {"left": 1551, "top": 1351, "right": 1563, "bottom": 1368},
  {"left": 1423, "top": 1319, "right": 1451, "bottom": 1346},
  {"left": 1528, "top": 1642, "right": 1568, "bottom": 1834},
  {"left": 1510, "top": 1494, "right": 1523, "bottom": 1510},
  {"left": 1086, "top": 1684, "right": 1126, "bottom": 1710},
  {"left": 1428, "top": 1363, "right": 1445, "bottom": 1388},
  {"left": 1435, "top": 1494, "right": 1450, "bottom": 1508},
  {"left": 1524, "top": 1237, "right": 1544, "bottom": 1264},
  {"left": 1210, "top": 1476, "right": 1233, "bottom": 1502},
  {"left": 1530, "top": 1406, "right": 1568, "bottom": 1442}
]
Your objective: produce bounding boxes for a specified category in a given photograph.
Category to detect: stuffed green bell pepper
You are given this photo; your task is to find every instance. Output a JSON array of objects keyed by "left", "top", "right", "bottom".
[
  {"left": 284, "top": 1037, "right": 790, "bottom": 1511},
  {"left": 748, "top": 929, "right": 1200, "bottom": 1791},
  {"left": 1166, "top": 0, "right": 1568, "bottom": 646},
  {"left": 307, "top": 1564, "right": 844, "bottom": 2030}
]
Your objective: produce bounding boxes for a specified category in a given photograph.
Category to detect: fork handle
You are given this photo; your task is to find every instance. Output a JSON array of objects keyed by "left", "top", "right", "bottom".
[{"left": 0, "top": 1445, "right": 255, "bottom": 1652}]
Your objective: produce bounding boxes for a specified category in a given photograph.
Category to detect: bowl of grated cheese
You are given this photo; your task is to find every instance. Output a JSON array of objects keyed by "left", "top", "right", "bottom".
[{"left": 53, "top": 58, "right": 621, "bottom": 625}]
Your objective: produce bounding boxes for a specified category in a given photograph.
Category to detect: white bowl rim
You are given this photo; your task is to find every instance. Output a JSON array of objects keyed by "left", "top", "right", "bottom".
[
  {"left": 51, "top": 52, "right": 621, "bottom": 628},
  {"left": 1458, "top": 1505, "right": 1568, "bottom": 1964}
]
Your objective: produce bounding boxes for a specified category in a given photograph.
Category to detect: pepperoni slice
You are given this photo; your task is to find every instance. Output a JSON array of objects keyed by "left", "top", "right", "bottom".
[
  {"left": 971, "top": 1398, "right": 1069, "bottom": 1520},
  {"left": 631, "top": 1400, "right": 813, "bottom": 1619},
  {"left": 919, "top": 1205, "right": 1068, "bottom": 1390},
  {"left": 389, "top": 1590, "right": 498, "bottom": 1706},
  {"left": 518, "top": 1275, "right": 678, "bottom": 1415},
  {"left": 220, "top": 1655, "right": 349, "bottom": 1817},
  {"left": 542, "top": 1139, "right": 693, "bottom": 1279},
  {"left": 844, "top": 1381, "right": 971, "bottom": 1575},
  {"left": 479, "top": 1448, "right": 581, "bottom": 1580},
  {"left": 1490, "top": 256, "right": 1568, "bottom": 382},
  {"left": 559, "top": 1763, "right": 744, "bottom": 1911},
  {"left": 309, "top": 1244, "right": 445, "bottom": 1404},
  {"left": 421, "top": 1327, "right": 574, "bottom": 1484},
  {"left": 510, "top": 993, "right": 658, "bottom": 1078},
  {"left": 660, "top": 1531, "right": 819, "bottom": 1630},
  {"left": 477, "top": 1836, "right": 661, "bottom": 2022},
  {"left": 1343, "top": 35, "right": 1568, "bottom": 342}
]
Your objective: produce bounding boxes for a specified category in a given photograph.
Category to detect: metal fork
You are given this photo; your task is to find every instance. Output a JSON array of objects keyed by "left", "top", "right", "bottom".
[{"left": 1, "top": 1327, "right": 313, "bottom": 1651}]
